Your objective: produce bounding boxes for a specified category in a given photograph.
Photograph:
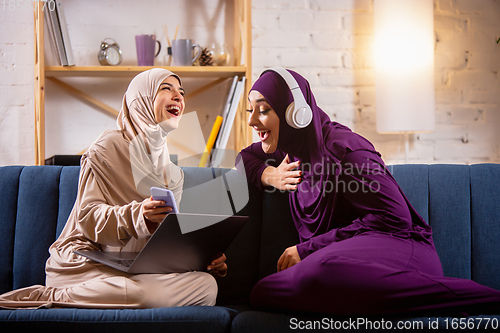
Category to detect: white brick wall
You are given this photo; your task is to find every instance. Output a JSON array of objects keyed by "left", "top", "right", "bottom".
[
  {"left": 252, "top": 0, "right": 500, "bottom": 164},
  {"left": 0, "top": 0, "right": 499, "bottom": 166},
  {"left": 0, "top": 7, "right": 34, "bottom": 165},
  {"left": 430, "top": 0, "right": 500, "bottom": 164}
]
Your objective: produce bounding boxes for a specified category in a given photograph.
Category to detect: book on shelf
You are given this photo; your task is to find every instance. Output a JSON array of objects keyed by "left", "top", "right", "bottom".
[
  {"left": 45, "top": 4, "right": 67, "bottom": 66},
  {"left": 214, "top": 76, "right": 238, "bottom": 151},
  {"left": 44, "top": 10, "right": 60, "bottom": 66},
  {"left": 221, "top": 77, "right": 239, "bottom": 122},
  {"left": 210, "top": 76, "right": 246, "bottom": 168},
  {"left": 198, "top": 116, "right": 223, "bottom": 167},
  {"left": 55, "top": 0, "right": 75, "bottom": 66},
  {"left": 45, "top": 0, "right": 74, "bottom": 66}
]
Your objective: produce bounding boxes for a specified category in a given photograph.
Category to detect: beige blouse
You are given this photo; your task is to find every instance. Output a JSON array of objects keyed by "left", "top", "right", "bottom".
[{"left": 45, "top": 69, "right": 185, "bottom": 287}]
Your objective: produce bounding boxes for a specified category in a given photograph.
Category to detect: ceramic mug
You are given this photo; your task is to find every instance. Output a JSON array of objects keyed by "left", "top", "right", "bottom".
[
  {"left": 135, "top": 35, "right": 161, "bottom": 66},
  {"left": 171, "top": 39, "right": 201, "bottom": 66}
]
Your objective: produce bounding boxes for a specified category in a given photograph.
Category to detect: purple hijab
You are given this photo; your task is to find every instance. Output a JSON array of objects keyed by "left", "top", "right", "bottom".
[{"left": 251, "top": 70, "right": 378, "bottom": 241}]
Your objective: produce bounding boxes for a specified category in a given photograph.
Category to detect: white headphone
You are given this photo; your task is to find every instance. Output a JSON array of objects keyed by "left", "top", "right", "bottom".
[{"left": 260, "top": 67, "right": 313, "bottom": 129}]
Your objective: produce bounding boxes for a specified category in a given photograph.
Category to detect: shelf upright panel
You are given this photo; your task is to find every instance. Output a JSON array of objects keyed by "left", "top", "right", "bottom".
[
  {"left": 243, "top": 0, "right": 253, "bottom": 150},
  {"left": 233, "top": 0, "right": 252, "bottom": 151},
  {"left": 34, "top": 1, "right": 45, "bottom": 165}
]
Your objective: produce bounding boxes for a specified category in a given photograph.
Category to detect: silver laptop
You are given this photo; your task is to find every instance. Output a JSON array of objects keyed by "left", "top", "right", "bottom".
[{"left": 74, "top": 213, "right": 248, "bottom": 274}]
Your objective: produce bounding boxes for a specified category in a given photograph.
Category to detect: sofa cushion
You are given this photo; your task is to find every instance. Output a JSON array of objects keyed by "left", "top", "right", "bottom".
[
  {"left": 470, "top": 164, "right": 500, "bottom": 291},
  {"left": 392, "top": 164, "right": 473, "bottom": 279},
  {"left": 389, "top": 164, "right": 429, "bottom": 222},
  {"left": 214, "top": 184, "right": 263, "bottom": 306},
  {"left": 258, "top": 190, "right": 299, "bottom": 281},
  {"left": 14, "top": 166, "right": 63, "bottom": 290},
  {"left": 56, "top": 166, "right": 80, "bottom": 238},
  {"left": 0, "top": 166, "right": 24, "bottom": 295},
  {"left": 428, "top": 165, "right": 472, "bottom": 280},
  {"left": 0, "top": 306, "right": 235, "bottom": 333}
]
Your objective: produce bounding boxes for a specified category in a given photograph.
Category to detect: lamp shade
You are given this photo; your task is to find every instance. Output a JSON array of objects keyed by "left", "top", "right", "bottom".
[{"left": 374, "top": 0, "right": 435, "bottom": 133}]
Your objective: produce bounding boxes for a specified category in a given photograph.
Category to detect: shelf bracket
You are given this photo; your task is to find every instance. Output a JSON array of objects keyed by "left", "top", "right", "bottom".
[
  {"left": 47, "top": 77, "right": 119, "bottom": 117},
  {"left": 184, "top": 77, "right": 229, "bottom": 101}
]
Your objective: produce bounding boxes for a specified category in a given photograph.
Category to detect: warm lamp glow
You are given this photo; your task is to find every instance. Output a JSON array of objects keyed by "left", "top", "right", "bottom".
[
  {"left": 374, "top": 0, "right": 435, "bottom": 134},
  {"left": 375, "top": 29, "right": 432, "bottom": 74}
]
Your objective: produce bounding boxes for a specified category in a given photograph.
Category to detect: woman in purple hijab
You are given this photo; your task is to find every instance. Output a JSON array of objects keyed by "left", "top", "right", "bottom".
[{"left": 237, "top": 68, "right": 500, "bottom": 316}]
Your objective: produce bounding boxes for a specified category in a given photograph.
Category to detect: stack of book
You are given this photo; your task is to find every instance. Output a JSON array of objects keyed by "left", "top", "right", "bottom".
[
  {"left": 45, "top": 0, "right": 75, "bottom": 66},
  {"left": 198, "top": 76, "right": 246, "bottom": 168}
]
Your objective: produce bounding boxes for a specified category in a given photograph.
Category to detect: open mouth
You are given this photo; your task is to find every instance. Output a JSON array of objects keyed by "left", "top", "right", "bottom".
[
  {"left": 256, "top": 130, "right": 270, "bottom": 142},
  {"left": 166, "top": 105, "right": 181, "bottom": 116}
]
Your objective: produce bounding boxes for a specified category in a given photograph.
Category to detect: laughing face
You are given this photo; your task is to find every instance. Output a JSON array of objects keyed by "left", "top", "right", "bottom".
[
  {"left": 247, "top": 90, "right": 280, "bottom": 154},
  {"left": 153, "top": 76, "right": 185, "bottom": 132}
]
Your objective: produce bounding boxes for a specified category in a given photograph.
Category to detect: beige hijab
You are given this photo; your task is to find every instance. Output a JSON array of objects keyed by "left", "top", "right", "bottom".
[{"left": 117, "top": 68, "right": 184, "bottom": 199}]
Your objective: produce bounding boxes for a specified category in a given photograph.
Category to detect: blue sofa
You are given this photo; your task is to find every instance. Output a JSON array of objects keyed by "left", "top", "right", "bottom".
[{"left": 0, "top": 164, "right": 499, "bottom": 332}]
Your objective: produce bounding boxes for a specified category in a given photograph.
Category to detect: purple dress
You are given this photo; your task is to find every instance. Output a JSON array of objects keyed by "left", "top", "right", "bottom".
[{"left": 238, "top": 69, "right": 500, "bottom": 316}]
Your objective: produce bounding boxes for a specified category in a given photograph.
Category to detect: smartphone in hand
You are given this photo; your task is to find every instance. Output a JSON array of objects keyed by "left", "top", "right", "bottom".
[{"left": 150, "top": 187, "right": 178, "bottom": 213}]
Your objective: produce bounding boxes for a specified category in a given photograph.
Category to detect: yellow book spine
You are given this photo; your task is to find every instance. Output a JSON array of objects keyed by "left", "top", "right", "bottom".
[{"left": 198, "top": 116, "right": 223, "bottom": 167}]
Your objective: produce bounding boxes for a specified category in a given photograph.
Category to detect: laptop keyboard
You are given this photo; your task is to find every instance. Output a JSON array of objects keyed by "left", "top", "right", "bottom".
[{"left": 110, "top": 259, "right": 134, "bottom": 267}]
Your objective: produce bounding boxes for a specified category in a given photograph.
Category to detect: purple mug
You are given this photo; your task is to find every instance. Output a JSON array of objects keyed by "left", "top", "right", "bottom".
[{"left": 135, "top": 35, "right": 162, "bottom": 66}]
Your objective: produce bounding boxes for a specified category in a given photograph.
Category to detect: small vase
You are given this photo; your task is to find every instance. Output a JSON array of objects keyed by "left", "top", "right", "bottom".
[{"left": 208, "top": 43, "right": 231, "bottom": 66}]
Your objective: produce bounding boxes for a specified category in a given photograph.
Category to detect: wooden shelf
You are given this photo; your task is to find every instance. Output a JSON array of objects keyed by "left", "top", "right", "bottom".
[
  {"left": 45, "top": 66, "right": 247, "bottom": 78},
  {"left": 34, "top": 0, "right": 252, "bottom": 165}
]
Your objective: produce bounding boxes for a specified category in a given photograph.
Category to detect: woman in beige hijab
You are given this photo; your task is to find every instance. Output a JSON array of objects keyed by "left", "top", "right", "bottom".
[{"left": 0, "top": 68, "right": 225, "bottom": 308}]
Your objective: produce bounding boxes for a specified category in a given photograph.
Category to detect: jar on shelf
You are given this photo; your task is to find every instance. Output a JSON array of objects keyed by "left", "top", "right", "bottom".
[{"left": 208, "top": 43, "right": 231, "bottom": 66}]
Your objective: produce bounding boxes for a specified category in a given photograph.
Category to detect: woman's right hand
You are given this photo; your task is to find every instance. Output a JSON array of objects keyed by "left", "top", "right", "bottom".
[
  {"left": 277, "top": 245, "right": 301, "bottom": 272},
  {"left": 261, "top": 154, "right": 301, "bottom": 191},
  {"left": 142, "top": 197, "right": 173, "bottom": 233}
]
